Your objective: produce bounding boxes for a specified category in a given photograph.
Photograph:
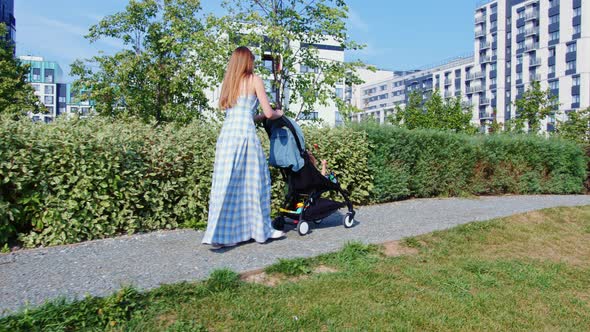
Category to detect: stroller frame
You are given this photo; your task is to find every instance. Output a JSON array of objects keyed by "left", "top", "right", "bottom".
[{"left": 264, "top": 117, "right": 356, "bottom": 236}]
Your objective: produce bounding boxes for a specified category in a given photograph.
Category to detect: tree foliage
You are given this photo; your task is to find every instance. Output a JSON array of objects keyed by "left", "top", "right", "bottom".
[
  {"left": 512, "top": 80, "right": 558, "bottom": 133},
  {"left": 556, "top": 107, "right": 590, "bottom": 145},
  {"left": 71, "top": 0, "right": 225, "bottom": 124},
  {"left": 212, "top": 0, "right": 365, "bottom": 120},
  {"left": 389, "top": 91, "right": 476, "bottom": 134},
  {"left": 0, "top": 24, "right": 42, "bottom": 116}
]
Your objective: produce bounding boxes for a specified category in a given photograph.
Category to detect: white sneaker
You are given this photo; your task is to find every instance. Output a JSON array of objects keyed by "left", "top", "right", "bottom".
[{"left": 270, "top": 230, "right": 285, "bottom": 239}]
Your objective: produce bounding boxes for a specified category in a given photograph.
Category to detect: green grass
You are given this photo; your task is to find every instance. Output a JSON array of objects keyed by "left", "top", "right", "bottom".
[{"left": 2, "top": 206, "right": 590, "bottom": 331}]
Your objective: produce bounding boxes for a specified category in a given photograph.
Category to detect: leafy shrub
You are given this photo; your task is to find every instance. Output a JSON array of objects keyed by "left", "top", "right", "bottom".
[
  {"left": 0, "top": 117, "right": 585, "bottom": 248},
  {"left": 0, "top": 116, "right": 371, "bottom": 247},
  {"left": 354, "top": 122, "right": 587, "bottom": 203}
]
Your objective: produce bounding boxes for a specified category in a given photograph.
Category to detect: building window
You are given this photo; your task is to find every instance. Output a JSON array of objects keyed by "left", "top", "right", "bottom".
[
  {"left": 518, "top": 10, "right": 525, "bottom": 19},
  {"left": 549, "top": 64, "right": 556, "bottom": 75},
  {"left": 46, "top": 106, "right": 54, "bottom": 114},
  {"left": 507, "top": 31, "right": 512, "bottom": 40},
  {"left": 335, "top": 88, "right": 343, "bottom": 99},
  {"left": 507, "top": 75, "right": 512, "bottom": 84},
  {"left": 549, "top": 15, "right": 559, "bottom": 24},
  {"left": 380, "top": 85, "right": 387, "bottom": 91},
  {"left": 517, "top": 55, "right": 523, "bottom": 65},
  {"left": 567, "top": 60, "right": 576, "bottom": 71},
  {"left": 567, "top": 43, "right": 577, "bottom": 53},
  {"left": 507, "top": 61, "right": 512, "bottom": 70},
  {"left": 491, "top": 21, "right": 497, "bottom": 29},
  {"left": 518, "top": 26, "right": 525, "bottom": 34},
  {"left": 490, "top": 63, "right": 497, "bottom": 71},
  {"left": 32, "top": 84, "right": 40, "bottom": 92},
  {"left": 517, "top": 41, "right": 524, "bottom": 50},
  {"left": 517, "top": 72, "right": 523, "bottom": 81},
  {"left": 58, "top": 96, "right": 66, "bottom": 103},
  {"left": 573, "top": 95, "right": 580, "bottom": 104},
  {"left": 44, "top": 96, "right": 54, "bottom": 105},
  {"left": 573, "top": 7, "right": 581, "bottom": 17},
  {"left": 549, "top": 31, "right": 559, "bottom": 42},
  {"left": 573, "top": 24, "right": 581, "bottom": 35},
  {"left": 549, "top": 0, "right": 558, "bottom": 9},
  {"left": 32, "top": 68, "right": 41, "bottom": 81},
  {"left": 549, "top": 80, "right": 559, "bottom": 90},
  {"left": 549, "top": 47, "right": 556, "bottom": 57},
  {"left": 44, "top": 85, "right": 54, "bottom": 95},
  {"left": 573, "top": 76, "right": 580, "bottom": 87}
]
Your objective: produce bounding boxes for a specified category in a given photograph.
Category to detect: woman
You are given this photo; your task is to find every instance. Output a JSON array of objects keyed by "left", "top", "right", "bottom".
[{"left": 202, "top": 46, "right": 285, "bottom": 248}]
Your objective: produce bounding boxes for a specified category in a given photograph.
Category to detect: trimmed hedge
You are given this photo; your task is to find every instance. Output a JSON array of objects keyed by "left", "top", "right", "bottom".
[
  {"left": 0, "top": 117, "right": 371, "bottom": 247},
  {"left": 355, "top": 122, "right": 587, "bottom": 203},
  {"left": 0, "top": 118, "right": 586, "bottom": 248}
]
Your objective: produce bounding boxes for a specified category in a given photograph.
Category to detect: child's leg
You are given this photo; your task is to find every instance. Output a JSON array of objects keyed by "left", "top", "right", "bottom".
[{"left": 321, "top": 160, "right": 328, "bottom": 176}]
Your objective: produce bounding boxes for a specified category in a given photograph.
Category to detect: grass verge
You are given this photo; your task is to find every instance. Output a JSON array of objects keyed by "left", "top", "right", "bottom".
[{"left": 1, "top": 206, "right": 590, "bottom": 331}]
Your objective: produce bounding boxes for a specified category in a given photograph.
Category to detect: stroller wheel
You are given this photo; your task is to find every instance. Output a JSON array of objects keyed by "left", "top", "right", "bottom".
[
  {"left": 297, "top": 220, "right": 310, "bottom": 236},
  {"left": 343, "top": 213, "right": 355, "bottom": 228},
  {"left": 272, "top": 216, "right": 285, "bottom": 230}
]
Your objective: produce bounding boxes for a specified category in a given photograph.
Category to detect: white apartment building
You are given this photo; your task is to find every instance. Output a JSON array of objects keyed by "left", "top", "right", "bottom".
[
  {"left": 352, "top": 0, "right": 589, "bottom": 132},
  {"left": 350, "top": 55, "right": 474, "bottom": 124},
  {"left": 474, "top": 0, "right": 588, "bottom": 131}
]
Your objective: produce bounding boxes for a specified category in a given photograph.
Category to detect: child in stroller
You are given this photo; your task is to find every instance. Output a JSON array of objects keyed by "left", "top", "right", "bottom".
[{"left": 263, "top": 116, "right": 356, "bottom": 236}]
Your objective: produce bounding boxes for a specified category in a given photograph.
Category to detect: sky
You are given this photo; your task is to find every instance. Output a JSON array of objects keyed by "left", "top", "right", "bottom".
[{"left": 14, "top": 0, "right": 479, "bottom": 82}]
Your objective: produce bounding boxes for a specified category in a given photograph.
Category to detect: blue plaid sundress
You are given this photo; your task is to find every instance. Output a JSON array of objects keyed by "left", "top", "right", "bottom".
[{"left": 202, "top": 95, "right": 273, "bottom": 245}]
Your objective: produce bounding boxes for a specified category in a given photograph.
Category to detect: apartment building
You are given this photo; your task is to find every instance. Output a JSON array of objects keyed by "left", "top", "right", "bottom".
[
  {"left": 474, "top": 0, "right": 588, "bottom": 131},
  {"left": 0, "top": 0, "right": 15, "bottom": 45},
  {"left": 19, "top": 56, "right": 94, "bottom": 122},
  {"left": 352, "top": 0, "right": 588, "bottom": 132},
  {"left": 350, "top": 55, "right": 474, "bottom": 124}
]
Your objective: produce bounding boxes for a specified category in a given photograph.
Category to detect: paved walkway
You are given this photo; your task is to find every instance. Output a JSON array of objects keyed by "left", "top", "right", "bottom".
[{"left": 1, "top": 195, "right": 589, "bottom": 316}]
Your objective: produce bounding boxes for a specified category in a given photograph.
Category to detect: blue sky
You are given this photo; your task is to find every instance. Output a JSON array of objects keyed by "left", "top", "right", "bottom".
[{"left": 15, "top": 0, "right": 478, "bottom": 82}]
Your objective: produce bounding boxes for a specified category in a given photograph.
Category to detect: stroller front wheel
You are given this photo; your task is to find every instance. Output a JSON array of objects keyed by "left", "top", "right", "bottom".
[
  {"left": 343, "top": 213, "right": 355, "bottom": 228},
  {"left": 297, "top": 220, "right": 310, "bottom": 236}
]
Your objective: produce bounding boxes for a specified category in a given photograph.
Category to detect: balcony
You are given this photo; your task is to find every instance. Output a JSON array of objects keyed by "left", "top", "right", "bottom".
[
  {"left": 444, "top": 78, "right": 452, "bottom": 86},
  {"left": 480, "top": 98, "right": 491, "bottom": 106},
  {"left": 444, "top": 90, "right": 453, "bottom": 98},
  {"left": 480, "top": 56, "right": 493, "bottom": 64},
  {"left": 529, "top": 58, "right": 542, "bottom": 67},
  {"left": 479, "top": 41, "right": 491, "bottom": 50},
  {"left": 525, "top": 27, "right": 539, "bottom": 36},
  {"left": 524, "top": 42, "right": 539, "bottom": 52},
  {"left": 475, "top": 29, "right": 486, "bottom": 38},
  {"left": 466, "top": 72, "right": 484, "bottom": 81},
  {"left": 467, "top": 85, "right": 483, "bottom": 94},
  {"left": 525, "top": 11, "right": 539, "bottom": 21},
  {"left": 479, "top": 111, "right": 494, "bottom": 120},
  {"left": 475, "top": 15, "right": 486, "bottom": 24},
  {"left": 529, "top": 74, "right": 541, "bottom": 82}
]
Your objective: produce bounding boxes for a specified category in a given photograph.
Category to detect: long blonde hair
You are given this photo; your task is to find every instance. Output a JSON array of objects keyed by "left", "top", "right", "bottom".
[{"left": 219, "top": 46, "right": 255, "bottom": 110}]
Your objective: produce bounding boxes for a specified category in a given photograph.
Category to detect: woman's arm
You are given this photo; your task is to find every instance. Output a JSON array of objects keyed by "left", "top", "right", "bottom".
[{"left": 253, "top": 75, "right": 283, "bottom": 120}]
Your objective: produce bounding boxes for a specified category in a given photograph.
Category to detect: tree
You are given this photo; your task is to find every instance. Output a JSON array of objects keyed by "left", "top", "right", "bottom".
[
  {"left": 389, "top": 91, "right": 476, "bottom": 133},
  {"left": 513, "top": 80, "right": 558, "bottom": 134},
  {"left": 212, "top": 0, "right": 365, "bottom": 120},
  {"left": 71, "top": 0, "right": 224, "bottom": 124},
  {"left": 556, "top": 107, "right": 590, "bottom": 145},
  {"left": 0, "top": 24, "right": 42, "bottom": 116}
]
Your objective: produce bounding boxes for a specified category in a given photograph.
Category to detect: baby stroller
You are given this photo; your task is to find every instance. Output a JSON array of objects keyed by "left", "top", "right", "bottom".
[{"left": 263, "top": 116, "right": 356, "bottom": 236}]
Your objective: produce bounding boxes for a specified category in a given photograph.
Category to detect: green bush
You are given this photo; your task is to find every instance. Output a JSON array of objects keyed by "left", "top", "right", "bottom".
[
  {"left": 0, "top": 117, "right": 372, "bottom": 247},
  {"left": 355, "top": 122, "right": 587, "bottom": 203}
]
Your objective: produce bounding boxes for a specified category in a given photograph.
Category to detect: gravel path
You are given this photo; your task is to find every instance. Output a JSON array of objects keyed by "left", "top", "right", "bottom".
[{"left": 1, "top": 195, "right": 589, "bottom": 316}]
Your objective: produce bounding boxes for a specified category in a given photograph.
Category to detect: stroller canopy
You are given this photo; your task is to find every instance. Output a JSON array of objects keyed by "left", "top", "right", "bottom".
[{"left": 265, "top": 117, "right": 306, "bottom": 172}]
